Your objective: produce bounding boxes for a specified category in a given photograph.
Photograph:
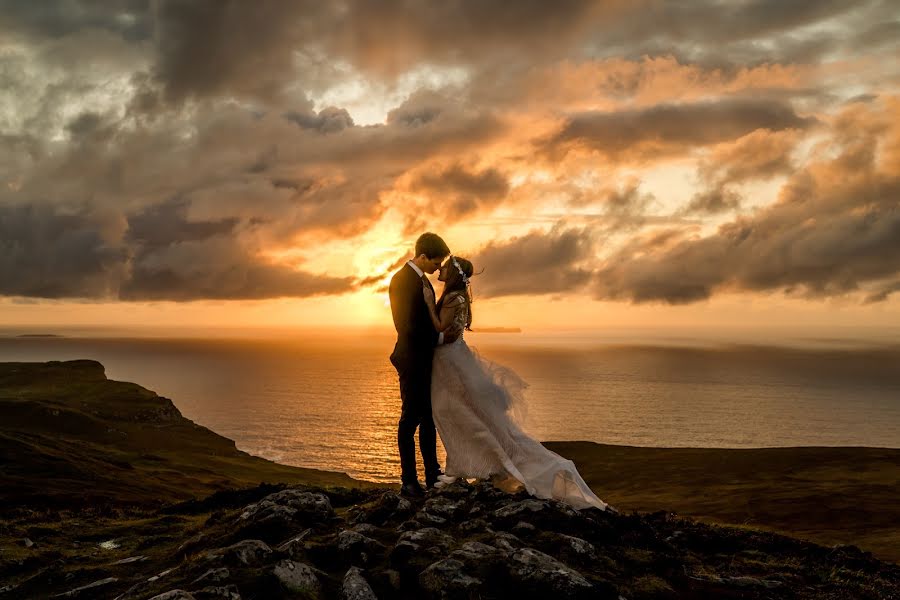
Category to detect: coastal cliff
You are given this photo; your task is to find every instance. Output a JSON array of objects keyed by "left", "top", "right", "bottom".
[{"left": 1, "top": 361, "right": 898, "bottom": 599}]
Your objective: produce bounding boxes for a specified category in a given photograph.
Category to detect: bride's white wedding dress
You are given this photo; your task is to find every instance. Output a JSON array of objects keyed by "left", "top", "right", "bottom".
[{"left": 430, "top": 292, "right": 609, "bottom": 510}]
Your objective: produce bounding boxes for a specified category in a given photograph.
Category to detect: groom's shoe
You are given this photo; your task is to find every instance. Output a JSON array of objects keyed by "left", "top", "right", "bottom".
[{"left": 400, "top": 481, "right": 425, "bottom": 498}]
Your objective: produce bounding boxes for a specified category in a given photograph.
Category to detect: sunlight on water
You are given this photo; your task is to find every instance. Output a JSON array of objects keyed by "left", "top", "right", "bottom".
[{"left": 1, "top": 329, "right": 899, "bottom": 483}]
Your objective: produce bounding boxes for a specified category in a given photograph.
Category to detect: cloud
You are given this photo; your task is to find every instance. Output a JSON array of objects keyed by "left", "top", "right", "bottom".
[
  {"left": 594, "top": 99, "right": 900, "bottom": 303},
  {"left": 1, "top": 0, "right": 898, "bottom": 311},
  {"left": 467, "top": 227, "right": 595, "bottom": 298},
  {"left": 0, "top": 203, "right": 129, "bottom": 299},
  {"left": 684, "top": 128, "right": 804, "bottom": 214},
  {"left": 120, "top": 235, "right": 354, "bottom": 301},
  {"left": 540, "top": 99, "right": 815, "bottom": 162},
  {"left": 402, "top": 162, "right": 510, "bottom": 230}
]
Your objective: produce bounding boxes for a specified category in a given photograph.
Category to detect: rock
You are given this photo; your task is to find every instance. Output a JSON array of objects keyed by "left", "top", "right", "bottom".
[
  {"left": 391, "top": 528, "right": 455, "bottom": 569},
  {"left": 556, "top": 533, "right": 598, "bottom": 559},
  {"left": 492, "top": 499, "right": 578, "bottom": 529},
  {"left": 449, "top": 541, "right": 507, "bottom": 581},
  {"left": 148, "top": 568, "right": 176, "bottom": 582},
  {"left": 191, "top": 568, "right": 230, "bottom": 585},
  {"left": 276, "top": 528, "right": 312, "bottom": 558},
  {"left": 451, "top": 541, "right": 505, "bottom": 563},
  {"left": 491, "top": 531, "right": 524, "bottom": 552},
  {"left": 240, "top": 489, "right": 334, "bottom": 528},
  {"left": 419, "top": 558, "right": 481, "bottom": 597},
  {"left": 112, "top": 555, "right": 148, "bottom": 565},
  {"left": 395, "top": 519, "right": 420, "bottom": 532},
  {"left": 458, "top": 518, "right": 489, "bottom": 533},
  {"left": 146, "top": 591, "right": 195, "bottom": 600},
  {"left": 176, "top": 533, "right": 207, "bottom": 556},
  {"left": 272, "top": 559, "right": 322, "bottom": 595},
  {"left": 494, "top": 498, "right": 549, "bottom": 517},
  {"left": 379, "top": 569, "right": 402, "bottom": 592},
  {"left": 719, "top": 576, "right": 783, "bottom": 590},
  {"left": 194, "top": 585, "right": 241, "bottom": 600},
  {"left": 508, "top": 548, "right": 600, "bottom": 599},
  {"left": 341, "top": 566, "right": 378, "bottom": 600},
  {"left": 205, "top": 540, "right": 272, "bottom": 566},
  {"left": 511, "top": 521, "right": 537, "bottom": 536},
  {"left": 422, "top": 496, "right": 465, "bottom": 520},
  {"left": 397, "top": 528, "right": 454, "bottom": 552},
  {"left": 337, "top": 530, "right": 385, "bottom": 564},
  {"left": 414, "top": 511, "right": 448, "bottom": 527},
  {"left": 352, "top": 492, "right": 414, "bottom": 526},
  {"left": 53, "top": 577, "right": 118, "bottom": 598},
  {"left": 351, "top": 523, "right": 378, "bottom": 536}
]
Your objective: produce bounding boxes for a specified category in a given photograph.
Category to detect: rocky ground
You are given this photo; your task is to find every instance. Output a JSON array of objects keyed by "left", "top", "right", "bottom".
[{"left": 3, "top": 480, "right": 898, "bottom": 600}]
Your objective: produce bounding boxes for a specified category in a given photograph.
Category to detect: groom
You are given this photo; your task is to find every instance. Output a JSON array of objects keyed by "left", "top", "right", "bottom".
[{"left": 389, "top": 232, "right": 452, "bottom": 497}]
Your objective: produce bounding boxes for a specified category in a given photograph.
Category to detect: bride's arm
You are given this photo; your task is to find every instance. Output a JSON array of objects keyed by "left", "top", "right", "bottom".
[
  {"left": 423, "top": 290, "right": 465, "bottom": 333},
  {"left": 423, "top": 287, "right": 442, "bottom": 331}
]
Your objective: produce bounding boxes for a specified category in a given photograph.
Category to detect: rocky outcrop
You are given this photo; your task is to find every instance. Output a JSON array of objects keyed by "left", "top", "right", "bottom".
[{"left": 7, "top": 479, "right": 897, "bottom": 599}]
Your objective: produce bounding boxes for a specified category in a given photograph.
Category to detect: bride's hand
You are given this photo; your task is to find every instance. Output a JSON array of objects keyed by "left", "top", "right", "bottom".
[{"left": 423, "top": 286, "right": 436, "bottom": 307}]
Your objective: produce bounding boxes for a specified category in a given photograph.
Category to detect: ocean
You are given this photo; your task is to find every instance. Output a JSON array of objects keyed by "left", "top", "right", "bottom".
[{"left": 2, "top": 328, "right": 899, "bottom": 483}]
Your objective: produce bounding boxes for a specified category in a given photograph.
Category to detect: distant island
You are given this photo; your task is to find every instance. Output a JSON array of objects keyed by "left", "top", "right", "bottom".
[
  {"left": 15, "top": 333, "right": 64, "bottom": 338},
  {"left": 1, "top": 360, "right": 898, "bottom": 599},
  {"left": 471, "top": 327, "right": 522, "bottom": 333}
]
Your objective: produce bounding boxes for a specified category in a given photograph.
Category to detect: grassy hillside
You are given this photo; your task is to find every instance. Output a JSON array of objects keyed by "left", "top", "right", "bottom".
[
  {"left": 546, "top": 441, "right": 900, "bottom": 563},
  {"left": 0, "top": 360, "right": 367, "bottom": 508}
]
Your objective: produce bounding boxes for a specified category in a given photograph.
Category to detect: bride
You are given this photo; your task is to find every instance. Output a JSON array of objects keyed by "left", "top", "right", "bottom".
[{"left": 423, "top": 256, "right": 610, "bottom": 511}]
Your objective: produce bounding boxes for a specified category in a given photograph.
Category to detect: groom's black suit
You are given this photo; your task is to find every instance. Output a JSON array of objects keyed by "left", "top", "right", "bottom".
[{"left": 389, "top": 262, "right": 441, "bottom": 486}]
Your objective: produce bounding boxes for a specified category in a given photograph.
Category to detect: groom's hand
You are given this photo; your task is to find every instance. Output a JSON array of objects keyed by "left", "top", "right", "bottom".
[{"left": 443, "top": 330, "right": 460, "bottom": 344}]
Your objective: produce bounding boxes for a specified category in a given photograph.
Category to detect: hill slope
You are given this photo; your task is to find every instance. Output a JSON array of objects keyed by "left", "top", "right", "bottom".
[
  {"left": 544, "top": 441, "right": 900, "bottom": 563},
  {"left": 0, "top": 360, "right": 365, "bottom": 507}
]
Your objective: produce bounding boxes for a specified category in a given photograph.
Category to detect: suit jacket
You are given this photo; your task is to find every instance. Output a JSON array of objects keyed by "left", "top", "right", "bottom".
[{"left": 389, "top": 263, "right": 438, "bottom": 372}]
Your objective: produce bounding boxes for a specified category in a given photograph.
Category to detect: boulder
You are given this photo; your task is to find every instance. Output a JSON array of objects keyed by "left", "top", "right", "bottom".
[
  {"left": 508, "top": 548, "right": 604, "bottom": 599},
  {"left": 205, "top": 540, "right": 272, "bottom": 567},
  {"left": 191, "top": 568, "right": 230, "bottom": 585},
  {"left": 419, "top": 558, "right": 481, "bottom": 598},
  {"left": 341, "top": 566, "right": 378, "bottom": 600},
  {"left": 194, "top": 585, "right": 241, "bottom": 600},
  {"left": 337, "top": 530, "right": 385, "bottom": 565},
  {"left": 272, "top": 559, "right": 322, "bottom": 596},
  {"left": 240, "top": 489, "right": 334, "bottom": 528},
  {"left": 147, "top": 591, "right": 196, "bottom": 600}
]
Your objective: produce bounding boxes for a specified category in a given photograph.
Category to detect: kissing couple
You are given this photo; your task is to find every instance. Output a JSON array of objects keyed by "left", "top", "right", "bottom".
[{"left": 389, "top": 232, "right": 610, "bottom": 510}]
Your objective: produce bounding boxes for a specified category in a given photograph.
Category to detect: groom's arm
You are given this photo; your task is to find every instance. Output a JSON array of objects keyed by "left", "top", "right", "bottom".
[{"left": 389, "top": 272, "right": 415, "bottom": 337}]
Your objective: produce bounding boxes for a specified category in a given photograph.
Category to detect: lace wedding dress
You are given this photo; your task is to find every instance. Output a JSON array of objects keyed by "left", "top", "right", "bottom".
[{"left": 430, "top": 292, "right": 609, "bottom": 510}]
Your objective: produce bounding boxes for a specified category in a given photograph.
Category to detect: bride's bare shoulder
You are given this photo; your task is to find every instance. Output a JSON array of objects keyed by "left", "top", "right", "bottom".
[{"left": 444, "top": 292, "right": 467, "bottom": 305}]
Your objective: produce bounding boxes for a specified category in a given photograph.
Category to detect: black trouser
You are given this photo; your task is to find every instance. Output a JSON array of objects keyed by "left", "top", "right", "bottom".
[{"left": 395, "top": 354, "right": 440, "bottom": 485}]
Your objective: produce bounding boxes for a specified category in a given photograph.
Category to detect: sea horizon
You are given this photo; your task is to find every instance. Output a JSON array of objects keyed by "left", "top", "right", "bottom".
[{"left": 1, "top": 326, "right": 898, "bottom": 483}]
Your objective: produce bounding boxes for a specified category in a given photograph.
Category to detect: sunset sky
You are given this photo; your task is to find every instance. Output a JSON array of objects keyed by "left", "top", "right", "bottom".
[{"left": 1, "top": 1, "right": 899, "bottom": 334}]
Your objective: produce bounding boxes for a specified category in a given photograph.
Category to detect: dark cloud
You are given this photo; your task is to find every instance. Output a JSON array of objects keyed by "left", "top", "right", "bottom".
[
  {"left": 285, "top": 106, "right": 355, "bottom": 134},
  {"left": 150, "top": 0, "right": 326, "bottom": 105},
  {"left": 594, "top": 104, "right": 900, "bottom": 303},
  {"left": 1, "top": 0, "right": 897, "bottom": 310},
  {"left": 468, "top": 227, "right": 595, "bottom": 298},
  {"left": 126, "top": 197, "right": 240, "bottom": 249},
  {"left": 409, "top": 163, "right": 509, "bottom": 220},
  {"left": 0, "top": 0, "right": 151, "bottom": 41},
  {"left": 0, "top": 203, "right": 128, "bottom": 299},
  {"left": 121, "top": 244, "right": 354, "bottom": 301},
  {"left": 541, "top": 99, "right": 815, "bottom": 161}
]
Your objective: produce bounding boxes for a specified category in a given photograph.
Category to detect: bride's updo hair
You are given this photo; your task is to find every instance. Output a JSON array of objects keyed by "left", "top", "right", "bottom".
[{"left": 437, "top": 256, "right": 476, "bottom": 330}]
